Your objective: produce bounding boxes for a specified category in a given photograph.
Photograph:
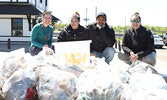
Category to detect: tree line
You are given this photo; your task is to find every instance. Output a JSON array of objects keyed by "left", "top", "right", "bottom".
[
  {"left": 51, "top": 23, "right": 167, "bottom": 35},
  {"left": 113, "top": 25, "right": 167, "bottom": 35}
]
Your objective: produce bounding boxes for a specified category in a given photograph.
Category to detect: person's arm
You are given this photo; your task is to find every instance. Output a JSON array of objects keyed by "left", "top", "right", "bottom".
[
  {"left": 86, "top": 25, "right": 93, "bottom": 52},
  {"left": 136, "top": 29, "right": 154, "bottom": 57},
  {"left": 57, "top": 28, "right": 67, "bottom": 42},
  {"left": 83, "top": 28, "right": 90, "bottom": 40},
  {"left": 31, "top": 26, "right": 44, "bottom": 48},
  {"left": 48, "top": 26, "right": 54, "bottom": 48},
  {"left": 122, "top": 29, "right": 133, "bottom": 54},
  {"left": 100, "top": 25, "right": 116, "bottom": 47},
  {"left": 74, "top": 26, "right": 90, "bottom": 41}
]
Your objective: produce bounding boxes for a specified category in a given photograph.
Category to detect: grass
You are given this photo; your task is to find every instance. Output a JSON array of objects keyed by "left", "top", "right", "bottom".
[{"left": 116, "top": 37, "right": 123, "bottom": 41}]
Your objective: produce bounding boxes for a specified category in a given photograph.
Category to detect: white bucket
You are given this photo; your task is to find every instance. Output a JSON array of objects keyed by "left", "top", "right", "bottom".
[{"left": 53, "top": 40, "right": 90, "bottom": 65}]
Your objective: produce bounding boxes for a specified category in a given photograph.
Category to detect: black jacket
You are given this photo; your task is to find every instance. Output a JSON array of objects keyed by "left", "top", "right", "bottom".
[
  {"left": 87, "top": 23, "right": 116, "bottom": 52},
  {"left": 122, "top": 25, "right": 155, "bottom": 58},
  {"left": 57, "top": 24, "right": 89, "bottom": 42}
]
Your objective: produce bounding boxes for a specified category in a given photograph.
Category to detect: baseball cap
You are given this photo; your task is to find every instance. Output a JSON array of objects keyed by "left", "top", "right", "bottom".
[{"left": 96, "top": 12, "right": 107, "bottom": 21}]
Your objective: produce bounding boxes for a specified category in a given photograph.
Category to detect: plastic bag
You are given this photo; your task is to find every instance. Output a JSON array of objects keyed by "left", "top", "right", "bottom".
[
  {"left": 38, "top": 47, "right": 54, "bottom": 56},
  {"left": 129, "top": 72, "right": 166, "bottom": 91},
  {"left": 128, "top": 61, "right": 158, "bottom": 75},
  {"left": 78, "top": 60, "right": 123, "bottom": 100},
  {"left": 0, "top": 49, "right": 26, "bottom": 88},
  {"left": 34, "top": 66, "right": 79, "bottom": 100},
  {"left": 2, "top": 66, "right": 35, "bottom": 100},
  {"left": 127, "top": 61, "right": 166, "bottom": 90},
  {"left": 121, "top": 84, "right": 167, "bottom": 100},
  {"left": 31, "top": 48, "right": 60, "bottom": 67}
]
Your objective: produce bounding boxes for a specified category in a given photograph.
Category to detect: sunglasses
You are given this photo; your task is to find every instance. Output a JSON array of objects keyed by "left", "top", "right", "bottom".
[
  {"left": 44, "top": 17, "right": 51, "bottom": 20},
  {"left": 71, "top": 20, "right": 79, "bottom": 23},
  {"left": 131, "top": 20, "right": 140, "bottom": 23}
]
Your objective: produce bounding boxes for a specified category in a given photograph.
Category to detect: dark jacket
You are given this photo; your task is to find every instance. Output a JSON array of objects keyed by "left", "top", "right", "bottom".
[
  {"left": 87, "top": 23, "right": 116, "bottom": 52},
  {"left": 122, "top": 25, "right": 155, "bottom": 58},
  {"left": 57, "top": 24, "right": 89, "bottom": 42}
]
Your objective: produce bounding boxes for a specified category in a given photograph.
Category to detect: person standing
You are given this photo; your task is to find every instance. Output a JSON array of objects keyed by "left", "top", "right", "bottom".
[
  {"left": 57, "top": 12, "right": 89, "bottom": 42},
  {"left": 118, "top": 12, "right": 156, "bottom": 66},
  {"left": 29, "top": 11, "right": 54, "bottom": 56},
  {"left": 87, "top": 12, "right": 116, "bottom": 64}
]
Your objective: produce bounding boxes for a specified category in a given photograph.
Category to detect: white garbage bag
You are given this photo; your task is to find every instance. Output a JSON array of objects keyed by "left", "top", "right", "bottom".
[
  {"left": 2, "top": 66, "right": 35, "bottom": 100},
  {"left": 0, "top": 49, "right": 26, "bottom": 88},
  {"left": 128, "top": 61, "right": 158, "bottom": 75},
  {"left": 34, "top": 66, "right": 79, "bottom": 100},
  {"left": 78, "top": 59, "right": 123, "bottom": 100},
  {"left": 121, "top": 84, "right": 167, "bottom": 100}
]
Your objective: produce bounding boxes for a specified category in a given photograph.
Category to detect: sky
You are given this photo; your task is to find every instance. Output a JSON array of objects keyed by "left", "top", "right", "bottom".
[{"left": 49, "top": 0, "right": 167, "bottom": 27}]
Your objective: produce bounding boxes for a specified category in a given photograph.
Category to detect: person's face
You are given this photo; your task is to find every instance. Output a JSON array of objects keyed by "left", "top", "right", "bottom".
[
  {"left": 70, "top": 17, "right": 80, "bottom": 29},
  {"left": 96, "top": 16, "right": 106, "bottom": 27},
  {"left": 42, "top": 14, "right": 52, "bottom": 26},
  {"left": 131, "top": 16, "right": 141, "bottom": 30}
]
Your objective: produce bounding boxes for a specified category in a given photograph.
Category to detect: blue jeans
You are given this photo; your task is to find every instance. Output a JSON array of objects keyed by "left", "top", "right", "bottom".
[{"left": 92, "top": 47, "right": 116, "bottom": 64}]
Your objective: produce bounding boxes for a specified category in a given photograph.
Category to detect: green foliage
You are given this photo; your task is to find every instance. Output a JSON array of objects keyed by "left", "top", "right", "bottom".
[
  {"left": 50, "top": 23, "right": 66, "bottom": 32},
  {"left": 113, "top": 25, "right": 131, "bottom": 33},
  {"left": 53, "top": 21, "right": 167, "bottom": 35},
  {"left": 116, "top": 37, "right": 122, "bottom": 41},
  {"left": 143, "top": 25, "right": 167, "bottom": 35},
  {"left": 113, "top": 25, "right": 167, "bottom": 35}
]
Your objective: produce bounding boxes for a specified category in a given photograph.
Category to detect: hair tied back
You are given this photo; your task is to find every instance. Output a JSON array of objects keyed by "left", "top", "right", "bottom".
[{"left": 75, "top": 11, "right": 80, "bottom": 17}]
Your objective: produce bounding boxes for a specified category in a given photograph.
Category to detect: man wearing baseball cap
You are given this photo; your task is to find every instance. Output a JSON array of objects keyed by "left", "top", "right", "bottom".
[{"left": 87, "top": 12, "right": 116, "bottom": 64}]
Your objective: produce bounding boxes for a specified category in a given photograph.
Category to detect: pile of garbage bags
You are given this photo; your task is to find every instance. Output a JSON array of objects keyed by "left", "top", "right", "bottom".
[{"left": 0, "top": 48, "right": 167, "bottom": 100}]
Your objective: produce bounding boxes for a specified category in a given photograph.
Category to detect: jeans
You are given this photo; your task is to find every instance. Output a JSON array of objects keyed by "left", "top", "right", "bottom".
[
  {"left": 29, "top": 46, "right": 55, "bottom": 56},
  {"left": 29, "top": 46, "right": 42, "bottom": 56},
  {"left": 118, "top": 52, "right": 156, "bottom": 66},
  {"left": 92, "top": 47, "right": 116, "bottom": 64}
]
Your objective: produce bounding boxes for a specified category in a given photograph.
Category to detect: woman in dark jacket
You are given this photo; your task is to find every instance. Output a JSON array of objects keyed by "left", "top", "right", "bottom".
[
  {"left": 118, "top": 12, "right": 156, "bottom": 66},
  {"left": 57, "top": 12, "right": 89, "bottom": 42}
]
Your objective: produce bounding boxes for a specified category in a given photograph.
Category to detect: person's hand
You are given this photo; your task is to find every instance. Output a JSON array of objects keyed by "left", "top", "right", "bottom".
[
  {"left": 90, "top": 53, "right": 96, "bottom": 57},
  {"left": 130, "top": 52, "right": 138, "bottom": 61},
  {"left": 130, "top": 51, "right": 135, "bottom": 56},
  {"left": 42, "top": 45, "right": 49, "bottom": 49}
]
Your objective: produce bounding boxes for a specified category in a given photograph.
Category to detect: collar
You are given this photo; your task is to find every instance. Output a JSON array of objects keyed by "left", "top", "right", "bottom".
[
  {"left": 68, "top": 24, "right": 80, "bottom": 29},
  {"left": 96, "top": 24, "right": 105, "bottom": 28},
  {"left": 40, "top": 23, "right": 49, "bottom": 28},
  {"left": 130, "top": 25, "right": 142, "bottom": 33},
  {"left": 66, "top": 24, "right": 81, "bottom": 32}
]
